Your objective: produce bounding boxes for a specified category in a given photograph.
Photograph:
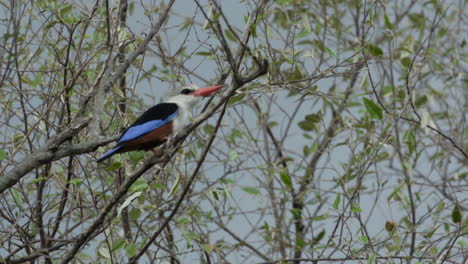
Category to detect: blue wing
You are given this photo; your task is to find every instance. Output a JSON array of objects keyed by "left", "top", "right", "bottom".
[
  {"left": 117, "top": 111, "right": 178, "bottom": 144},
  {"left": 96, "top": 145, "right": 123, "bottom": 163}
]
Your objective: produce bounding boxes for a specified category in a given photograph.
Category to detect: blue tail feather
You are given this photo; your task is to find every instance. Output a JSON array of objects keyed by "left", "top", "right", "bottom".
[{"left": 97, "top": 145, "right": 123, "bottom": 163}]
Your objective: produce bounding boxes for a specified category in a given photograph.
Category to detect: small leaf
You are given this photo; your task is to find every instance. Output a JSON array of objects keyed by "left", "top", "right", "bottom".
[
  {"left": 294, "top": 30, "right": 310, "bottom": 39},
  {"left": 11, "top": 188, "right": 23, "bottom": 208},
  {"left": 203, "top": 124, "right": 215, "bottom": 135},
  {"left": 420, "top": 110, "right": 431, "bottom": 129},
  {"left": 201, "top": 243, "right": 214, "bottom": 254},
  {"left": 59, "top": 4, "right": 73, "bottom": 16},
  {"left": 105, "top": 162, "right": 121, "bottom": 171},
  {"left": 228, "top": 150, "right": 238, "bottom": 161},
  {"left": 250, "top": 23, "right": 257, "bottom": 38},
  {"left": 333, "top": 193, "right": 341, "bottom": 210},
  {"left": 98, "top": 247, "right": 111, "bottom": 259},
  {"left": 112, "top": 239, "right": 126, "bottom": 251},
  {"left": 195, "top": 51, "right": 211, "bottom": 56},
  {"left": 363, "top": 97, "right": 383, "bottom": 120},
  {"left": 385, "top": 221, "right": 396, "bottom": 232},
  {"left": 324, "top": 46, "right": 337, "bottom": 58},
  {"left": 130, "top": 179, "right": 148, "bottom": 192},
  {"left": 404, "top": 130, "right": 416, "bottom": 155},
  {"left": 129, "top": 151, "right": 145, "bottom": 165},
  {"left": 118, "top": 191, "right": 142, "bottom": 216},
  {"left": 368, "top": 253, "right": 376, "bottom": 264},
  {"left": 305, "top": 113, "right": 321, "bottom": 123},
  {"left": 311, "top": 215, "right": 327, "bottom": 221},
  {"left": 0, "top": 150, "right": 8, "bottom": 161},
  {"left": 280, "top": 171, "right": 292, "bottom": 187},
  {"left": 228, "top": 94, "right": 245, "bottom": 106},
  {"left": 63, "top": 17, "right": 74, "bottom": 25},
  {"left": 401, "top": 57, "right": 412, "bottom": 68},
  {"left": 242, "top": 187, "right": 260, "bottom": 195},
  {"left": 224, "top": 29, "right": 237, "bottom": 42},
  {"left": 457, "top": 240, "right": 468, "bottom": 247},
  {"left": 451, "top": 204, "right": 462, "bottom": 223},
  {"left": 151, "top": 183, "right": 166, "bottom": 190},
  {"left": 129, "top": 208, "right": 141, "bottom": 221},
  {"left": 351, "top": 203, "right": 362, "bottom": 213},
  {"left": 69, "top": 179, "right": 82, "bottom": 185},
  {"left": 29, "top": 177, "right": 47, "bottom": 184},
  {"left": 298, "top": 120, "right": 316, "bottom": 131},
  {"left": 384, "top": 14, "right": 393, "bottom": 30},
  {"left": 360, "top": 235, "right": 369, "bottom": 243},
  {"left": 167, "top": 174, "right": 181, "bottom": 199},
  {"left": 366, "top": 43, "right": 383, "bottom": 56},
  {"left": 125, "top": 243, "right": 137, "bottom": 258}
]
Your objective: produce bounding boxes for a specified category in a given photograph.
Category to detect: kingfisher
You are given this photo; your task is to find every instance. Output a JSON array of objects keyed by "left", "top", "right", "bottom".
[{"left": 96, "top": 84, "right": 224, "bottom": 163}]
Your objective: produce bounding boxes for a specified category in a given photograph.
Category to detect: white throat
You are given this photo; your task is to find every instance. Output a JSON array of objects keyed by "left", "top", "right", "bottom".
[{"left": 166, "top": 94, "right": 200, "bottom": 132}]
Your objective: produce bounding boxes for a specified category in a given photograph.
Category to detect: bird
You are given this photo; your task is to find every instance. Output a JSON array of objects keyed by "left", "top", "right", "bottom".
[{"left": 96, "top": 84, "right": 224, "bottom": 163}]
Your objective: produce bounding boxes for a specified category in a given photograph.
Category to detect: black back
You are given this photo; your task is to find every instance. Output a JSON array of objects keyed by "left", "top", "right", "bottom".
[{"left": 130, "top": 103, "right": 179, "bottom": 126}]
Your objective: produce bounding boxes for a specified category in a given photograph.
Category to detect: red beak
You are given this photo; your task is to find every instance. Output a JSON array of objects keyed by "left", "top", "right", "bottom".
[{"left": 192, "top": 85, "right": 224, "bottom": 97}]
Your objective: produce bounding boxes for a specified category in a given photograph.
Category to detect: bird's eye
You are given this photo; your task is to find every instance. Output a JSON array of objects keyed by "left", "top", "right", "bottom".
[{"left": 180, "top": 88, "right": 193, "bottom": 95}]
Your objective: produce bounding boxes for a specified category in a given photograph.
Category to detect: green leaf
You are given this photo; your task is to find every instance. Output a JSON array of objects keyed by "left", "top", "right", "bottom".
[
  {"left": 69, "top": 179, "right": 82, "bottom": 185},
  {"left": 360, "top": 235, "right": 369, "bottom": 243},
  {"left": 228, "top": 94, "right": 245, "bottom": 106},
  {"left": 298, "top": 120, "right": 315, "bottom": 131},
  {"left": 201, "top": 243, "right": 215, "bottom": 254},
  {"left": 105, "top": 162, "right": 121, "bottom": 171},
  {"left": 404, "top": 130, "right": 416, "bottom": 155},
  {"left": 228, "top": 150, "right": 238, "bottom": 161},
  {"left": 129, "top": 208, "right": 141, "bottom": 221},
  {"left": 125, "top": 243, "right": 137, "bottom": 258},
  {"left": 368, "top": 253, "right": 376, "bottom": 264},
  {"left": 351, "top": 203, "right": 362, "bottom": 213},
  {"left": 313, "top": 230, "right": 325, "bottom": 244},
  {"left": 204, "top": 124, "right": 215, "bottom": 135},
  {"left": 333, "top": 193, "right": 341, "bottom": 210},
  {"left": 362, "top": 97, "right": 383, "bottom": 120},
  {"left": 130, "top": 179, "right": 148, "bottom": 192},
  {"left": 224, "top": 29, "right": 237, "bottom": 42},
  {"left": 195, "top": 51, "right": 211, "bottom": 56},
  {"left": 311, "top": 215, "right": 327, "bottom": 221},
  {"left": 0, "top": 150, "right": 7, "bottom": 161},
  {"left": 167, "top": 174, "right": 181, "bottom": 199},
  {"left": 305, "top": 113, "right": 321, "bottom": 123},
  {"left": 98, "top": 247, "right": 111, "bottom": 259},
  {"left": 242, "top": 187, "right": 260, "bottom": 195},
  {"left": 11, "top": 188, "right": 23, "bottom": 208},
  {"left": 29, "top": 177, "right": 47, "bottom": 184},
  {"left": 451, "top": 204, "right": 462, "bottom": 223},
  {"left": 384, "top": 14, "right": 393, "bottom": 30},
  {"left": 129, "top": 151, "right": 145, "bottom": 165},
  {"left": 457, "top": 240, "right": 468, "bottom": 247},
  {"left": 294, "top": 30, "right": 310, "bottom": 39},
  {"left": 366, "top": 43, "right": 383, "bottom": 56},
  {"left": 112, "top": 239, "right": 126, "bottom": 251},
  {"left": 385, "top": 221, "right": 396, "bottom": 232},
  {"left": 324, "top": 46, "right": 337, "bottom": 58},
  {"left": 401, "top": 57, "right": 412, "bottom": 68},
  {"left": 250, "top": 23, "right": 257, "bottom": 38},
  {"left": 63, "top": 17, "right": 74, "bottom": 25},
  {"left": 298, "top": 114, "right": 321, "bottom": 132},
  {"left": 280, "top": 171, "right": 292, "bottom": 187},
  {"left": 151, "top": 183, "right": 167, "bottom": 190},
  {"left": 408, "top": 13, "right": 425, "bottom": 26},
  {"left": 59, "top": 4, "right": 73, "bottom": 16}
]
